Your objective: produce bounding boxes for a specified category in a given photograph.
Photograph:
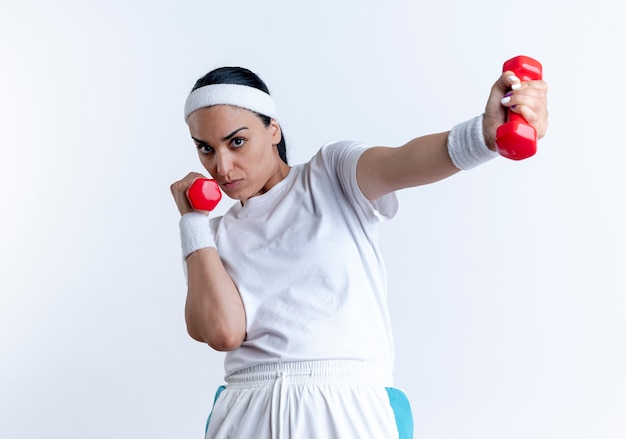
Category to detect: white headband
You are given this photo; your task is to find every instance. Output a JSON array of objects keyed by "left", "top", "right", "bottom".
[{"left": 184, "top": 83, "right": 277, "bottom": 122}]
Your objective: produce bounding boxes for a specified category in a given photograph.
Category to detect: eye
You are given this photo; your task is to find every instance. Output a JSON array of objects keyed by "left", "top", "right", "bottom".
[
  {"left": 231, "top": 137, "right": 245, "bottom": 148},
  {"left": 196, "top": 143, "right": 213, "bottom": 154}
]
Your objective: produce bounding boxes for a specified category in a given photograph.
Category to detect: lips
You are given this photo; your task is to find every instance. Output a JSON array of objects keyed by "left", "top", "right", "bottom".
[{"left": 221, "top": 179, "right": 242, "bottom": 191}]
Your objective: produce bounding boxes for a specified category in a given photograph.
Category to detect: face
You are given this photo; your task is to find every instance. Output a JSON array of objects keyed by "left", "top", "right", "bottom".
[{"left": 187, "top": 105, "right": 288, "bottom": 203}]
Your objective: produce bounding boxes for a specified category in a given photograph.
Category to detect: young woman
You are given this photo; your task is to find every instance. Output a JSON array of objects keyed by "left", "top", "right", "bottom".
[{"left": 170, "top": 65, "right": 548, "bottom": 438}]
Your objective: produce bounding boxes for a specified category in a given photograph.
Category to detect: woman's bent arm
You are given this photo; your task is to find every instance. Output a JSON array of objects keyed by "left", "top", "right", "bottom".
[{"left": 185, "top": 246, "right": 246, "bottom": 351}]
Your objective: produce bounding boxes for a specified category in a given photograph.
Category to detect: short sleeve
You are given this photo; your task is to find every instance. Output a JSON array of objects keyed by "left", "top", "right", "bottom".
[{"left": 320, "top": 141, "right": 398, "bottom": 221}]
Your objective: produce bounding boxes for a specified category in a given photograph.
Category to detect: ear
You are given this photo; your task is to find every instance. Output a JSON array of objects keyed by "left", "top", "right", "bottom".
[{"left": 269, "top": 118, "right": 282, "bottom": 145}]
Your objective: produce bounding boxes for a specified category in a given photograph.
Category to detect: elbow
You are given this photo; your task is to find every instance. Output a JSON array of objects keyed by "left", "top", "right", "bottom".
[
  {"left": 207, "top": 330, "right": 245, "bottom": 352},
  {"left": 187, "top": 324, "right": 245, "bottom": 352}
]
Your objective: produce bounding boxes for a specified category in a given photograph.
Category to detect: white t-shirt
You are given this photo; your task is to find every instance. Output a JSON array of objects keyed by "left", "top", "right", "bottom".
[{"left": 209, "top": 141, "right": 399, "bottom": 377}]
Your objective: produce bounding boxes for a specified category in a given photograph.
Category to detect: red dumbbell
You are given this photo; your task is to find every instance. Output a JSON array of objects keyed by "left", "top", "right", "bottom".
[
  {"left": 186, "top": 178, "right": 222, "bottom": 211},
  {"left": 495, "top": 55, "right": 543, "bottom": 161}
]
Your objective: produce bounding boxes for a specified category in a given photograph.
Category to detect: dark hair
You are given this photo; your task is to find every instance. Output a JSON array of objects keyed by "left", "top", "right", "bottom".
[{"left": 191, "top": 67, "right": 288, "bottom": 164}]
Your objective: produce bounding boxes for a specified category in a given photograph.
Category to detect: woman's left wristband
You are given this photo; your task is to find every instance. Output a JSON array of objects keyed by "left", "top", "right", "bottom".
[{"left": 447, "top": 114, "right": 499, "bottom": 170}]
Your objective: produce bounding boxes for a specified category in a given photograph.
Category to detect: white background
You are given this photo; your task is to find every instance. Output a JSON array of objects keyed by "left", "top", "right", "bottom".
[{"left": 1, "top": 0, "right": 624, "bottom": 438}]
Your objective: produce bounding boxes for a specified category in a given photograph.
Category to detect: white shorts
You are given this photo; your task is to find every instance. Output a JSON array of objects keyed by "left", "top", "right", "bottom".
[{"left": 204, "top": 360, "right": 413, "bottom": 439}]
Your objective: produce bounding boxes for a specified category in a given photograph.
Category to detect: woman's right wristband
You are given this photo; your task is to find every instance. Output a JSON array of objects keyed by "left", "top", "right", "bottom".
[{"left": 179, "top": 212, "right": 216, "bottom": 260}]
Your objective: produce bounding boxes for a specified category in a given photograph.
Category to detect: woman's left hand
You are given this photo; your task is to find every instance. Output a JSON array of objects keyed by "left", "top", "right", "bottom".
[{"left": 482, "top": 71, "right": 549, "bottom": 151}]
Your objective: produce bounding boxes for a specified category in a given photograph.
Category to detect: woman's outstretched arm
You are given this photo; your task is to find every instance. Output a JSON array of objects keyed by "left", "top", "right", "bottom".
[{"left": 357, "top": 71, "right": 548, "bottom": 201}]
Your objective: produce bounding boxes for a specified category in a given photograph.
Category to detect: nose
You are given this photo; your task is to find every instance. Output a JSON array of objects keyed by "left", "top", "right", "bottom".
[{"left": 215, "top": 149, "right": 234, "bottom": 177}]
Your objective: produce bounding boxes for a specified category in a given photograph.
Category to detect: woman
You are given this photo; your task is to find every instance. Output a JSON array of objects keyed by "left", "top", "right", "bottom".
[{"left": 170, "top": 65, "right": 548, "bottom": 438}]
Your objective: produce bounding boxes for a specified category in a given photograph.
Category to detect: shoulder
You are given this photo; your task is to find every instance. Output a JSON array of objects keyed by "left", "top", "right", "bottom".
[
  {"left": 319, "top": 140, "right": 369, "bottom": 157},
  {"left": 312, "top": 140, "right": 370, "bottom": 172}
]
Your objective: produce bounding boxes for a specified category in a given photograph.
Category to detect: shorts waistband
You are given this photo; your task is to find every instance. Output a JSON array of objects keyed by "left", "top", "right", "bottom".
[{"left": 225, "top": 360, "right": 393, "bottom": 388}]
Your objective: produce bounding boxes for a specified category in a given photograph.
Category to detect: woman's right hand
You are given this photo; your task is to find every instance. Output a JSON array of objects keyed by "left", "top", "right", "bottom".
[{"left": 170, "top": 172, "right": 207, "bottom": 216}]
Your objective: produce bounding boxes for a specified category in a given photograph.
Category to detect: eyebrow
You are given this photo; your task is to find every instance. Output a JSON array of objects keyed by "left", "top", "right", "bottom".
[{"left": 192, "top": 127, "right": 249, "bottom": 146}]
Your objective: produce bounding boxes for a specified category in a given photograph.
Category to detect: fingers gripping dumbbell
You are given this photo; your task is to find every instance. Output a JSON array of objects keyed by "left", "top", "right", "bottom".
[
  {"left": 186, "top": 178, "right": 222, "bottom": 211},
  {"left": 495, "top": 55, "right": 543, "bottom": 161}
]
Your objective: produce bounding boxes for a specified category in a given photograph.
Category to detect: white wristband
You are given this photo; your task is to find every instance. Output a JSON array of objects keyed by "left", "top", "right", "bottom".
[
  {"left": 179, "top": 212, "right": 216, "bottom": 260},
  {"left": 447, "top": 114, "right": 499, "bottom": 170}
]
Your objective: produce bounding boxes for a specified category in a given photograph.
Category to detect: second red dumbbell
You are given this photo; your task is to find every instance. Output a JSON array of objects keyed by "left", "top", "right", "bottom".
[
  {"left": 186, "top": 178, "right": 222, "bottom": 211},
  {"left": 495, "top": 55, "right": 543, "bottom": 161}
]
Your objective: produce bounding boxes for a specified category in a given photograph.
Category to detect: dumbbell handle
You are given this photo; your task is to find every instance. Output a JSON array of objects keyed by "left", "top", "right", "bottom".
[
  {"left": 495, "top": 56, "right": 543, "bottom": 161},
  {"left": 186, "top": 178, "right": 222, "bottom": 211}
]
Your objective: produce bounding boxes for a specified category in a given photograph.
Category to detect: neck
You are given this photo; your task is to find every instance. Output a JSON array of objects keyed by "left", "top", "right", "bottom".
[{"left": 242, "top": 162, "right": 291, "bottom": 206}]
